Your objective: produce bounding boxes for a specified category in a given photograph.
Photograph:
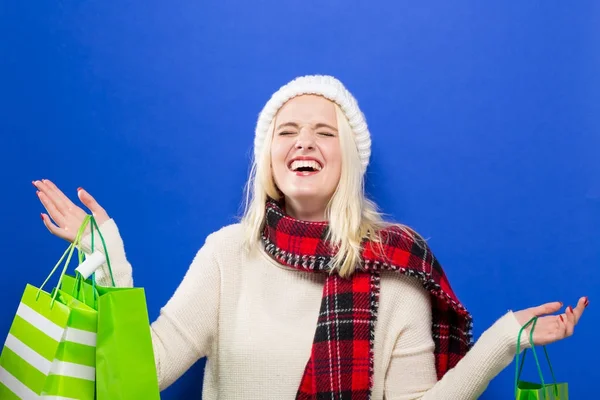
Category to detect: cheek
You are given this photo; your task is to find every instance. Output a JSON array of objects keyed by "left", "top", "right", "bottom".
[
  {"left": 270, "top": 141, "right": 289, "bottom": 179},
  {"left": 270, "top": 138, "right": 290, "bottom": 161},
  {"left": 271, "top": 143, "right": 285, "bottom": 162},
  {"left": 324, "top": 142, "right": 342, "bottom": 174}
]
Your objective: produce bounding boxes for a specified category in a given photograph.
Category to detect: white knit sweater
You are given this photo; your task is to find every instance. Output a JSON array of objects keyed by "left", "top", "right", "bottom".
[{"left": 82, "top": 219, "right": 529, "bottom": 400}]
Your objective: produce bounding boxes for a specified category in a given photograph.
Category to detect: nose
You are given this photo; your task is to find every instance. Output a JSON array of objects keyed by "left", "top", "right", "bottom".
[{"left": 295, "top": 128, "right": 316, "bottom": 150}]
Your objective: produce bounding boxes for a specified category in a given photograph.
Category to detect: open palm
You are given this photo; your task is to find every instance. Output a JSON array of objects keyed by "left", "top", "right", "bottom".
[
  {"left": 33, "top": 179, "right": 110, "bottom": 242},
  {"left": 514, "top": 297, "right": 588, "bottom": 346}
]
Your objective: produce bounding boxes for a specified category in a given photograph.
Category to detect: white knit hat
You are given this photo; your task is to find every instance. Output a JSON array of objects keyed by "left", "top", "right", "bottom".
[{"left": 254, "top": 75, "right": 371, "bottom": 172}]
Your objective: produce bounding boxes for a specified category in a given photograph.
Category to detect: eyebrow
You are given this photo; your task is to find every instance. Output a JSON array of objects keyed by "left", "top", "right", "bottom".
[{"left": 275, "top": 122, "right": 338, "bottom": 132}]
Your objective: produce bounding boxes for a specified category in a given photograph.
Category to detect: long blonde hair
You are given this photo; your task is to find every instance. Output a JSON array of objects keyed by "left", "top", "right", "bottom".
[{"left": 241, "top": 102, "right": 416, "bottom": 278}]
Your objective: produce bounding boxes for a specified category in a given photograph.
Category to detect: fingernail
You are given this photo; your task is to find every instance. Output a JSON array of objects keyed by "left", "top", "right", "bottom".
[
  {"left": 585, "top": 297, "right": 589, "bottom": 307},
  {"left": 568, "top": 306, "right": 573, "bottom": 313},
  {"left": 559, "top": 302, "right": 563, "bottom": 307},
  {"left": 32, "top": 181, "right": 37, "bottom": 187},
  {"left": 559, "top": 315, "right": 564, "bottom": 322},
  {"left": 77, "top": 187, "right": 83, "bottom": 192},
  {"left": 40, "top": 213, "right": 44, "bottom": 221}
]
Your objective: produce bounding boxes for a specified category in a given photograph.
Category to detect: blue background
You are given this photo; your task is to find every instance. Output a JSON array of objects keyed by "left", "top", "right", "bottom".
[{"left": 1, "top": 1, "right": 598, "bottom": 398}]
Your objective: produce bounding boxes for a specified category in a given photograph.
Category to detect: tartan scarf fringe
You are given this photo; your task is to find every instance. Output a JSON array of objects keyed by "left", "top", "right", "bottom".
[
  {"left": 261, "top": 200, "right": 473, "bottom": 399},
  {"left": 263, "top": 241, "right": 330, "bottom": 271}
]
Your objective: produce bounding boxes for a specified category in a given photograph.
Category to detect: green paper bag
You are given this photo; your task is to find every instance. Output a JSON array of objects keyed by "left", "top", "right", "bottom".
[
  {"left": 95, "top": 285, "right": 160, "bottom": 400},
  {"left": 514, "top": 317, "right": 569, "bottom": 399},
  {"left": 70, "top": 216, "right": 161, "bottom": 399},
  {"left": 0, "top": 220, "right": 97, "bottom": 399}
]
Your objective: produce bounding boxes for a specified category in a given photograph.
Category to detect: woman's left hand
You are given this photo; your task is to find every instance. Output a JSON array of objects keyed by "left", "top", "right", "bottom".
[{"left": 513, "top": 296, "right": 588, "bottom": 346}]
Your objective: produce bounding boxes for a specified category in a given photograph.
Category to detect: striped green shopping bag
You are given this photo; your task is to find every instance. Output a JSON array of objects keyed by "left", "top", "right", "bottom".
[
  {"left": 0, "top": 216, "right": 98, "bottom": 399},
  {"left": 515, "top": 317, "right": 569, "bottom": 399}
]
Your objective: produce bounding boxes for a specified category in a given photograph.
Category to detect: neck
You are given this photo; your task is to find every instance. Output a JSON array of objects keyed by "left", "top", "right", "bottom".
[{"left": 283, "top": 197, "right": 327, "bottom": 222}]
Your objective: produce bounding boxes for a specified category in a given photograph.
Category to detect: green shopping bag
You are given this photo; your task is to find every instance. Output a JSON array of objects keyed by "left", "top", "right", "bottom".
[
  {"left": 95, "top": 284, "right": 160, "bottom": 400},
  {"left": 64, "top": 216, "right": 161, "bottom": 399},
  {"left": 514, "top": 317, "right": 569, "bottom": 399},
  {"left": 0, "top": 219, "right": 97, "bottom": 399}
]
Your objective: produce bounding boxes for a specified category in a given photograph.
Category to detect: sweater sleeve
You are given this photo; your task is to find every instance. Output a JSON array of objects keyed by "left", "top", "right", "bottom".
[
  {"left": 79, "top": 219, "right": 134, "bottom": 288},
  {"left": 149, "top": 236, "right": 221, "bottom": 390},
  {"left": 384, "top": 284, "right": 531, "bottom": 400},
  {"left": 79, "top": 219, "right": 221, "bottom": 391}
]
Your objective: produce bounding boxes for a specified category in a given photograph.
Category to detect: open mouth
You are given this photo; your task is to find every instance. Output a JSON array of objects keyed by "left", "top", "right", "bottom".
[{"left": 288, "top": 159, "right": 323, "bottom": 174}]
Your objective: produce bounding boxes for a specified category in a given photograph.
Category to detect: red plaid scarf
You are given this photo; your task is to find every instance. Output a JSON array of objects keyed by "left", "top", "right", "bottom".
[{"left": 261, "top": 199, "right": 473, "bottom": 400}]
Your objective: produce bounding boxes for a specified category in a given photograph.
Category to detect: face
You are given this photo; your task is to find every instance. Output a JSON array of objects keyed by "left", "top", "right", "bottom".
[{"left": 270, "top": 95, "right": 342, "bottom": 220}]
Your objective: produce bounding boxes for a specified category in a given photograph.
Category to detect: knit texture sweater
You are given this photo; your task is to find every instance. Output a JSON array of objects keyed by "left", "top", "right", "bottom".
[{"left": 81, "top": 219, "right": 529, "bottom": 400}]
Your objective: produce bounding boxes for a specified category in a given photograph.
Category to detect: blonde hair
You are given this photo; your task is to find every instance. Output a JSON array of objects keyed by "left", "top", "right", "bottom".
[{"left": 241, "top": 102, "right": 417, "bottom": 278}]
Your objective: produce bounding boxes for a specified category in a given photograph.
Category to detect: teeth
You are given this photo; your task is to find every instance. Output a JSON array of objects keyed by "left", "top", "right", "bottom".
[{"left": 290, "top": 160, "right": 322, "bottom": 171}]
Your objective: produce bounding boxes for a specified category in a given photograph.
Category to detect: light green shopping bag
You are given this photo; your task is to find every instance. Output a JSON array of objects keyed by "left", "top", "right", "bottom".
[
  {"left": 95, "top": 284, "right": 160, "bottom": 400},
  {"left": 63, "top": 216, "right": 161, "bottom": 399},
  {"left": 515, "top": 317, "right": 569, "bottom": 399},
  {"left": 0, "top": 219, "right": 97, "bottom": 399}
]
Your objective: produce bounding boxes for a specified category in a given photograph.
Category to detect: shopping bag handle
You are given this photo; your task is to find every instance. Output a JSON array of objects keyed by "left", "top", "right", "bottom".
[
  {"left": 88, "top": 214, "right": 116, "bottom": 287},
  {"left": 37, "top": 215, "right": 92, "bottom": 306},
  {"left": 514, "top": 316, "right": 560, "bottom": 399},
  {"left": 69, "top": 214, "right": 117, "bottom": 306}
]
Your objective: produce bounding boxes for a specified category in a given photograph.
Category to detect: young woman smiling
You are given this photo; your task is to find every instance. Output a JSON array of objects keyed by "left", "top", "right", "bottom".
[{"left": 33, "top": 75, "right": 587, "bottom": 399}]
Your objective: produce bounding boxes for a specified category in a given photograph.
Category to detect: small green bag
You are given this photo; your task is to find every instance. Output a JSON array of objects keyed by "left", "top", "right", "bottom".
[
  {"left": 0, "top": 218, "right": 98, "bottom": 399},
  {"left": 64, "top": 216, "right": 161, "bottom": 400},
  {"left": 515, "top": 317, "right": 569, "bottom": 399}
]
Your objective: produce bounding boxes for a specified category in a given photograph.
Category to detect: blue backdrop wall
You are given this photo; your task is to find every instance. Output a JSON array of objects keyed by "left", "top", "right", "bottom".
[{"left": 1, "top": 1, "right": 598, "bottom": 398}]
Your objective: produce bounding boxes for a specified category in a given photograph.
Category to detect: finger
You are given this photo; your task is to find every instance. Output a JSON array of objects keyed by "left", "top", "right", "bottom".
[
  {"left": 77, "top": 188, "right": 106, "bottom": 216},
  {"left": 571, "top": 297, "right": 586, "bottom": 324},
  {"left": 40, "top": 179, "right": 73, "bottom": 214},
  {"left": 565, "top": 306, "right": 576, "bottom": 336},
  {"left": 34, "top": 180, "right": 69, "bottom": 216},
  {"left": 40, "top": 213, "right": 69, "bottom": 240},
  {"left": 529, "top": 301, "right": 563, "bottom": 317},
  {"left": 33, "top": 180, "right": 54, "bottom": 201},
  {"left": 42, "top": 179, "right": 78, "bottom": 210},
  {"left": 37, "top": 191, "right": 66, "bottom": 227},
  {"left": 557, "top": 314, "right": 568, "bottom": 340}
]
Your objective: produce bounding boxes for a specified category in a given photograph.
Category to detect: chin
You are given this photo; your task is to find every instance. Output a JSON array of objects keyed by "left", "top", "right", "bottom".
[
  {"left": 286, "top": 190, "right": 323, "bottom": 200},
  {"left": 282, "top": 187, "right": 331, "bottom": 202}
]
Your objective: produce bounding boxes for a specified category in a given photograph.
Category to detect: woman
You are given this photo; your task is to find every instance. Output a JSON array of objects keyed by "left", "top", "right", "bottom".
[{"left": 33, "top": 75, "right": 587, "bottom": 399}]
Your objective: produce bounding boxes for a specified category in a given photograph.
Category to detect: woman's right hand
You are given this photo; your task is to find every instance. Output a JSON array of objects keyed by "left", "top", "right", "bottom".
[{"left": 33, "top": 179, "right": 110, "bottom": 243}]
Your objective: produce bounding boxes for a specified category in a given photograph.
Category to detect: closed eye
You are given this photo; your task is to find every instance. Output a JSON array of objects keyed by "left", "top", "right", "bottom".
[
  {"left": 318, "top": 132, "right": 336, "bottom": 137},
  {"left": 278, "top": 131, "right": 295, "bottom": 136}
]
